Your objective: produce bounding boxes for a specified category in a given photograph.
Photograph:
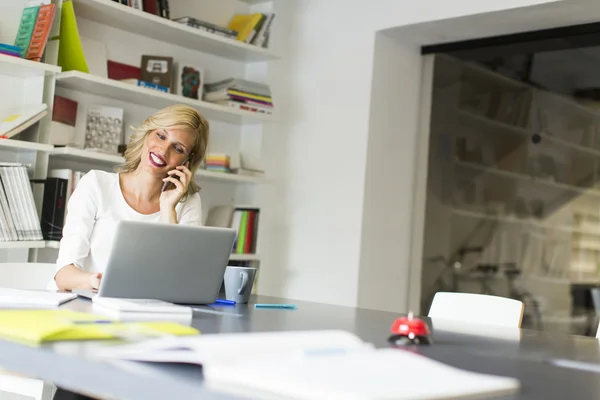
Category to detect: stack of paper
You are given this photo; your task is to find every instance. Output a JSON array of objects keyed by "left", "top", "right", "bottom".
[
  {"left": 91, "top": 297, "right": 193, "bottom": 322},
  {"left": 91, "top": 330, "right": 520, "bottom": 399}
]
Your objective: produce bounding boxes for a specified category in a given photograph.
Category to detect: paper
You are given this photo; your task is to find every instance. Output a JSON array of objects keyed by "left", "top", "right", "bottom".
[
  {"left": 0, "top": 288, "right": 75, "bottom": 307},
  {"left": 204, "top": 348, "right": 520, "bottom": 400},
  {"left": 92, "top": 330, "right": 370, "bottom": 365}
]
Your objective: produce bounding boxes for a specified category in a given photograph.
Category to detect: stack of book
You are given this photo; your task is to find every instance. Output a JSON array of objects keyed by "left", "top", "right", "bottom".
[
  {"left": 0, "top": 43, "right": 22, "bottom": 58},
  {"left": 204, "top": 78, "right": 273, "bottom": 115},
  {"left": 0, "top": 163, "right": 43, "bottom": 242},
  {"left": 205, "top": 154, "right": 231, "bottom": 173},
  {"left": 173, "top": 17, "right": 238, "bottom": 40},
  {"left": 231, "top": 207, "right": 260, "bottom": 255},
  {"left": 14, "top": 2, "right": 56, "bottom": 61}
]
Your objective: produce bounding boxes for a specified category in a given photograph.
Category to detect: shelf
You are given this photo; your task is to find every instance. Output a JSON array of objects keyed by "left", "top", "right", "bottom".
[
  {"left": 229, "top": 253, "right": 260, "bottom": 261},
  {"left": 0, "top": 139, "right": 53, "bottom": 152},
  {"left": 452, "top": 207, "right": 600, "bottom": 237},
  {"left": 47, "top": 240, "right": 260, "bottom": 260},
  {"left": 0, "top": 54, "right": 61, "bottom": 78},
  {"left": 50, "top": 146, "right": 125, "bottom": 164},
  {"left": 0, "top": 241, "right": 46, "bottom": 249},
  {"left": 56, "top": 71, "right": 274, "bottom": 124},
  {"left": 459, "top": 110, "right": 600, "bottom": 158},
  {"left": 455, "top": 160, "right": 600, "bottom": 198},
  {"left": 197, "top": 170, "right": 264, "bottom": 184},
  {"left": 239, "top": 0, "right": 272, "bottom": 4},
  {"left": 50, "top": 146, "right": 264, "bottom": 184},
  {"left": 71, "top": 0, "right": 279, "bottom": 62},
  {"left": 45, "top": 241, "right": 60, "bottom": 249}
]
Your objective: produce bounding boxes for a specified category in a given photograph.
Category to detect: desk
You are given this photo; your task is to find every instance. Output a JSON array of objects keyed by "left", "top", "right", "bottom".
[{"left": 0, "top": 295, "right": 600, "bottom": 399}]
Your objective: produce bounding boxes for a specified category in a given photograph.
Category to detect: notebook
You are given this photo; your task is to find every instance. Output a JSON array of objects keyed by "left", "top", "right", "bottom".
[
  {"left": 0, "top": 288, "right": 76, "bottom": 308},
  {"left": 0, "top": 309, "right": 199, "bottom": 345}
]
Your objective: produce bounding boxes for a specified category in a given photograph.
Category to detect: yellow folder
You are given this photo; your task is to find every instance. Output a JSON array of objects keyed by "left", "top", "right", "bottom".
[{"left": 0, "top": 309, "right": 198, "bottom": 345}]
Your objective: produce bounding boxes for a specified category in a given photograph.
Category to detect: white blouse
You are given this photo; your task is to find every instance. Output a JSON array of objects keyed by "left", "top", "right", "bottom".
[{"left": 49, "top": 169, "right": 202, "bottom": 288}]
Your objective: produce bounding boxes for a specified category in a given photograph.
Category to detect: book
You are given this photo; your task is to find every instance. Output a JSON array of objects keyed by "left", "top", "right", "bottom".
[
  {"left": 141, "top": 55, "right": 173, "bottom": 93},
  {"left": 14, "top": 5, "right": 40, "bottom": 57},
  {"left": 228, "top": 13, "right": 264, "bottom": 43},
  {"left": 119, "top": 78, "right": 169, "bottom": 93},
  {"left": 40, "top": 177, "right": 67, "bottom": 241},
  {"left": 214, "top": 100, "right": 273, "bottom": 116},
  {"left": 0, "top": 103, "right": 48, "bottom": 139},
  {"left": 25, "top": 3, "right": 56, "bottom": 62},
  {"left": 0, "top": 164, "right": 43, "bottom": 241},
  {"left": 0, "top": 309, "right": 198, "bottom": 345}
]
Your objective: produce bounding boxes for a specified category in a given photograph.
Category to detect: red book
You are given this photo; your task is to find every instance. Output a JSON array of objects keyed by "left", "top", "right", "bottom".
[
  {"left": 25, "top": 4, "right": 56, "bottom": 62},
  {"left": 107, "top": 60, "right": 142, "bottom": 81},
  {"left": 142, "top": 0, "right": 158, "bottom": 15},
  {"left": 53, "top": 96, "right": 78, "bottom": 126}
]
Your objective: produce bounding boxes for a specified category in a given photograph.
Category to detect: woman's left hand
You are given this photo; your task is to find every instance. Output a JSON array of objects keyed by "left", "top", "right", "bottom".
[{"left": 160, "top": 165, "right": 192, "bottom": 211}]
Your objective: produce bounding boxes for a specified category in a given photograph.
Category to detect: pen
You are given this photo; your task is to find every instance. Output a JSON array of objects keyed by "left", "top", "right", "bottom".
[
  {"left": 213, "top": 299, "right": 236, "bottom": 306},
  {"left": 254, "top": 303, "right": 297, "bottom": 310},
  {"left": 70, "top": 320, "right": 113, "bottom": 324}
]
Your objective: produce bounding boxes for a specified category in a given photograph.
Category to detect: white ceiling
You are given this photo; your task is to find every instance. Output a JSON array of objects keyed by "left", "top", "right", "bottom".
[{"left": 383, "top": 0, "right": 600, "bottom": 47}]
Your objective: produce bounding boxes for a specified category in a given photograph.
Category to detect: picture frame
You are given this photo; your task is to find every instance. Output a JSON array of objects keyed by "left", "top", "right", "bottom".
[{"left": 175, "top": 63, "right": 205, "bottom": 100}]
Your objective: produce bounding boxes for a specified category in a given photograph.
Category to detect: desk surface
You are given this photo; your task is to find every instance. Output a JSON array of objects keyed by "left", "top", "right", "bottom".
[{"left": 0, "top": 295, "right": 599, "bottom": 399}]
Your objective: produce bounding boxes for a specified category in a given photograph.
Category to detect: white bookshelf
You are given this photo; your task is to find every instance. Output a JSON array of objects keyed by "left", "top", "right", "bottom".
[
  {"left": 71, "top": 0, "right": 279, "bottom": 62},
  {"left": 46, "top": 239, "right": 260, "bottom": 260},
  {"left": 1, "top": 0, "right": 271, "bottom": 275},
  {"left": 0, "top": 139, "right": 54, "bottom": 153},
  {"left": 0, "top": 241, "right": 46, "bottom": 249},
  {"left": 50, "top": 146, "right": 265, "bottom": 184},
  {"left": 56, "top": 71, "right": 274, "bottom": 125},
  {"left": 239, "top": 0, "right": 271, "bottom": 4},
  {"left": 0, "top": 54, "right": 61, "bottom": 78},
  {"left": 50, "top": 146, "right": 125, "bottom": 164},
  {"left": 230, "top": 253, "right": 260, "bottom": 261}
]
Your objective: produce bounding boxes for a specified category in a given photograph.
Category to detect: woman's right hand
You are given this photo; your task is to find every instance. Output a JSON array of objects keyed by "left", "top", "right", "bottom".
[{"left": 89, "top": 272, "right": 103, "bottom": 291}]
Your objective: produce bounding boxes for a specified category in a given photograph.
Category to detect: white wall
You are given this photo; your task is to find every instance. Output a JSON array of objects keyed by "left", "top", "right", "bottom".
[{"left": 256, "top": 0, "right": 569, "bottom": 310}]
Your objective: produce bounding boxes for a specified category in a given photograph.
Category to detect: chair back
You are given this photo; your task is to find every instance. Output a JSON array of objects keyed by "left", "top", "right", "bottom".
[{"left": 428, "top": 292, "right": 524, "bottom": 328}]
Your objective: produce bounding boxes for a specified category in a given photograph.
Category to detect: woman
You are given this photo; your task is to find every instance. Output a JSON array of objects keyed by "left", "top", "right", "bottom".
[{"left": 52, "top": 104, "right": 209, "bottom": 292}]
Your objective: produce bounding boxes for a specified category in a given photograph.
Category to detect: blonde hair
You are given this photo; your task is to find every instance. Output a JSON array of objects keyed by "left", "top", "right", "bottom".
[{"left": 117, "top": 104, "right": 209, "bottom": 201}]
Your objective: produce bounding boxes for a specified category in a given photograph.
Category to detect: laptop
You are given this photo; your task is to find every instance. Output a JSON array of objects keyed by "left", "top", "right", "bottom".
[{"left": 73, "top": 220, "right": 236, "bottom": 305}]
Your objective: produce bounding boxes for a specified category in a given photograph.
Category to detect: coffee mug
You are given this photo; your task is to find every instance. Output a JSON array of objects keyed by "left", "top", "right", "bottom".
[{"left": 223, "top": 266, "right": 257, "bottom": 304}]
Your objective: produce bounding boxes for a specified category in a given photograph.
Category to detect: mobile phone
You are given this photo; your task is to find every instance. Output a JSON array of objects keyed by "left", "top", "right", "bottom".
[{"left": 161, "top": 153, "right": 193, "bottom": 192}]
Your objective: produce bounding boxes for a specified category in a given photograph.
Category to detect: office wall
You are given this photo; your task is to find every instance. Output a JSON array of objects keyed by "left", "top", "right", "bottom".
[{"left": 257, "top": 0, "right": 565, "bottom": 309}]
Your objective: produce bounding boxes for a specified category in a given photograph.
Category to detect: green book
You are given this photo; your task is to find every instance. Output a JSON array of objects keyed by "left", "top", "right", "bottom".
[
  {"left": 236, "top": 211, "right": 248, "bottom": 254},
  {"left": 14, "top": 5, "right": 40, "bottom": 58}
]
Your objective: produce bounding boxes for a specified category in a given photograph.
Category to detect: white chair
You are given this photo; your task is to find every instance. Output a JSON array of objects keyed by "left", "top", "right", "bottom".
[
  {"left": 428, "top": 292, "right": 525, "bottom": 328},
  {"left": 0, "top": 262, "right": 58, "bottom": 400}
]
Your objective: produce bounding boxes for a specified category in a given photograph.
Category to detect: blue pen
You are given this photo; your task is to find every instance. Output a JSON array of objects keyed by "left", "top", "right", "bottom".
[
  {"left": 254, "top": 303, "right": 297, "bottom": 310},
  {"left": 70, "top": 320, "right": 113, "bottom": 324},
  {"left": 213, "top": 299, "right": 236, "bottom": 306}
]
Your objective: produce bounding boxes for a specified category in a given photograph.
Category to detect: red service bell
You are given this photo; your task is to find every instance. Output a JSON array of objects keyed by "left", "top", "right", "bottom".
[{"left": 388, "top": 312, "right": 431, "bottom": 346}]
